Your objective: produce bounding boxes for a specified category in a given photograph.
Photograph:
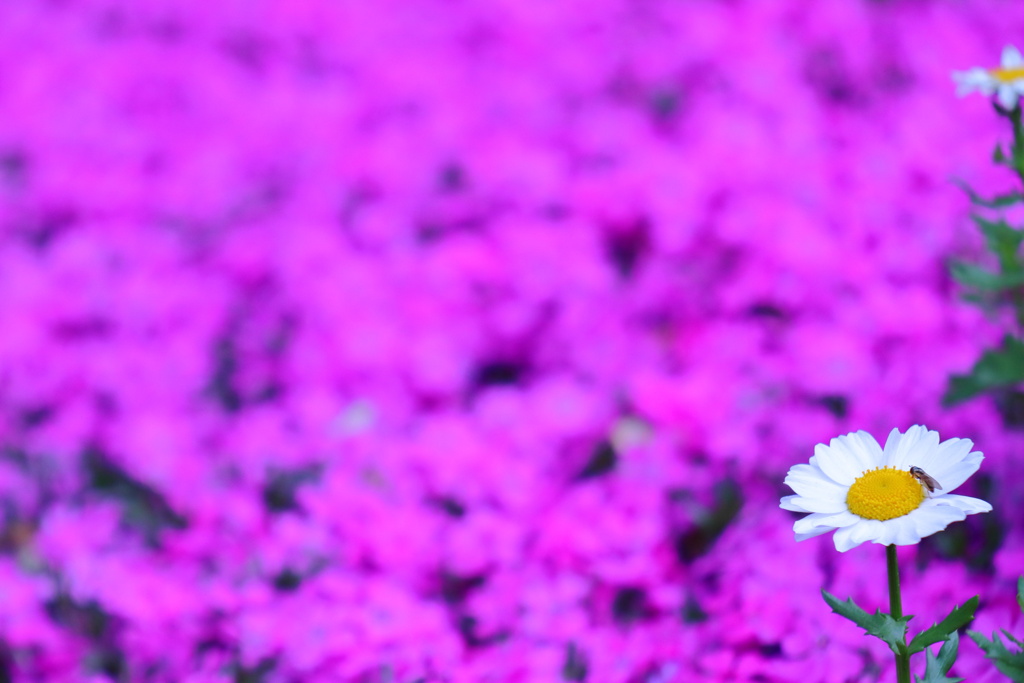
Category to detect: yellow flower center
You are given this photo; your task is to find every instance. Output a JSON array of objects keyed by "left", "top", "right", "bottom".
[
  {"left": 846, "top": 467, "right": 925, "bottom": 521},
  {"left": 990, "top": 67, "right": 1024, "bottom": 83}
]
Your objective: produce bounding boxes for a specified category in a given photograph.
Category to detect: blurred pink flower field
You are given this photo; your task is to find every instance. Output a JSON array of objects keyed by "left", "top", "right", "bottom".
[{"left": 1, "top": 0, "right": 1023, "bottom": 681}]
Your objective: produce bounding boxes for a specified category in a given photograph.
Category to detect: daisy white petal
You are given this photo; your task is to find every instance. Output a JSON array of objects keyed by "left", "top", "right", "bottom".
[
  {"left": 885, "top": 424, "right": 938, "bottom": 470},
  {"left": 952, "top": 68, "right": 997, "bottom": 96},
  {"left": 781, "top": 494, "right": 847, "bottom": 515},
  {"left": 793, "top": 510, "right": 860, "bottom": 535},
  {"left": 780, "top": 495, "right": 811, "bottom": 513},
  {"left": 880, "top": 426, "right": 903, "bottom": 464},
  {"left": 784, "top": 494, "right": 850, "bottom": 515},
  {"left": 832, "top": 525, "right": 860, "bottom": 552},
  {"left": 813, "top": 440, "right": 861, "bottom": 486},
  {"left": 929, "top": 494, "right": 993, "bottom": 515},
  {"left": 1003, "top": 45, "right": 1024, "bottom": 67},
  {"left": 911, "top": 505, "right": 968, "bottom": 538},
  {"left": 871, "top": 518, "right": 900, "bottom": 546},
  {"left": 827, "top": 430, "right": 883, "bottom": 479},
  {"left": 795, "top": 525, "right": 835, "bottom": 542},
  {"left": 911, "top": 433, "right": 969, "bottom": 474},
  {"left": 834, "top": 520, "right": 884, "bottom": 552},
  {"left": 920, "top": 437, "right": 975, "bottom": 482},
  {"left": 930, "top": 458, "right": 983, "bottom": 494},
  {"left": 999, "top": 86, "right": 1021, "bottom": 109},
  {"left": 882, "top": 516, "right": 923, "bottom": 546},
  {"left": 784, "top": 464, "right": 847, "bottom": 500}
]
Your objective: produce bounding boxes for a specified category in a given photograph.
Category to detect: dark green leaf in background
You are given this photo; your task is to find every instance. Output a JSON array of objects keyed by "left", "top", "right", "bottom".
[
  {"left": 943, "top": 336, "right": 1024, "bottom": 406},
  {"left": 973, "top": 215, "right": 1024, "bottom": 266},
  {"left": 954, "top": 179, "right": 1024, "bottom": 208},
  {"left": 950, "top": 262, "right": 1024, "bottom": 292},
  {"left": 995, "top": 144, "right": 1009, "bottom": 165},
  {"left": 969, "top": 630, "right": 1024, "bottom": 682}
]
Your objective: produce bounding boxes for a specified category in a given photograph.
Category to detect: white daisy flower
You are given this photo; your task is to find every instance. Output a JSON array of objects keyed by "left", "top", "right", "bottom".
[
  {"left": 953, "top": 45, "right": 1024, "bottom": 109},
  {"left": 780, "top": 426, "right": 992, "bottom": 552}
]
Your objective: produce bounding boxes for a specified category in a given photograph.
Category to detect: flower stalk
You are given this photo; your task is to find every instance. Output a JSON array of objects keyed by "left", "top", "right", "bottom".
[{"left": 886, "top": 544, "right": 911, "bottom": 683}]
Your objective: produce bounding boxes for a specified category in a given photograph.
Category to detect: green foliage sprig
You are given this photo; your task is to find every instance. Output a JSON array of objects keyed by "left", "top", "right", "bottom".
[
  {"left": 945, "top": 105, "right": 1024, "bottom": 411},
  {"left": 822, "top": 588, "right": 976, "bottom": 681},
  {"left": 968, "top": 577, "right": 1024, "bottom": 681}
]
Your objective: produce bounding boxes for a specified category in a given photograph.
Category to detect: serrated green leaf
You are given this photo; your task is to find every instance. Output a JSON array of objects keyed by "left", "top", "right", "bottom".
[
  {"left": 969, "top": 630, "right": 1024, "bottom": 681},
  {"left": 943, "top": 337, "right": 1024, "bottom": 406},
  {"left": 1017, "top": 576, "right": 1024, "bottom": 614},
  {"left": 914, "top": 631, "right": 965, "bottom": 683},
  {"left": 1004, "top": 629, "right": 1024, "bottom": 650},
  {"left": 950, "top": 262, "right": 1024, "bottom": 292},
  {"left": 908, "top": 597, "right": 978, "bottom": 654},
  {"left": 936, "top": 633, "right": 963, "bottom": 677},
  {"left": 822, "top": 590, "right": 910, "bottom": 656}
]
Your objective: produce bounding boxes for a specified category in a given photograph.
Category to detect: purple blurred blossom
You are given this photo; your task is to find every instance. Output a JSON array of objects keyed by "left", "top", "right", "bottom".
[{"left": 0, "top": 0, "right": 1021, "bottom": 681}]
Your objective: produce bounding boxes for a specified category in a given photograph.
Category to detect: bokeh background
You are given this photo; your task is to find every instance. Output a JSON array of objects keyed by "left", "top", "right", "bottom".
[{"left": 2, "top": 0, "right": 1024, "bottom": 681}]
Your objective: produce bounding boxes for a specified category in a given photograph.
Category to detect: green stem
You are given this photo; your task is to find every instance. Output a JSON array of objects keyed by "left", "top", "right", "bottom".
[
  {"left": 1012, "top": 106, "right": 1024, "bottom": 187},
  {"left": 887, "top": 544, "right": 911, "bottom": 683},
  {"left": 1011, "top": 106, "right": 1024, "bottom": 334}
]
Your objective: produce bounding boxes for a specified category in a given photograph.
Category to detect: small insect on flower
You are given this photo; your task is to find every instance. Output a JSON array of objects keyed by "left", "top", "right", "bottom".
[{"left": 909, "top": 466, "right": 943, "bottom": 494}]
